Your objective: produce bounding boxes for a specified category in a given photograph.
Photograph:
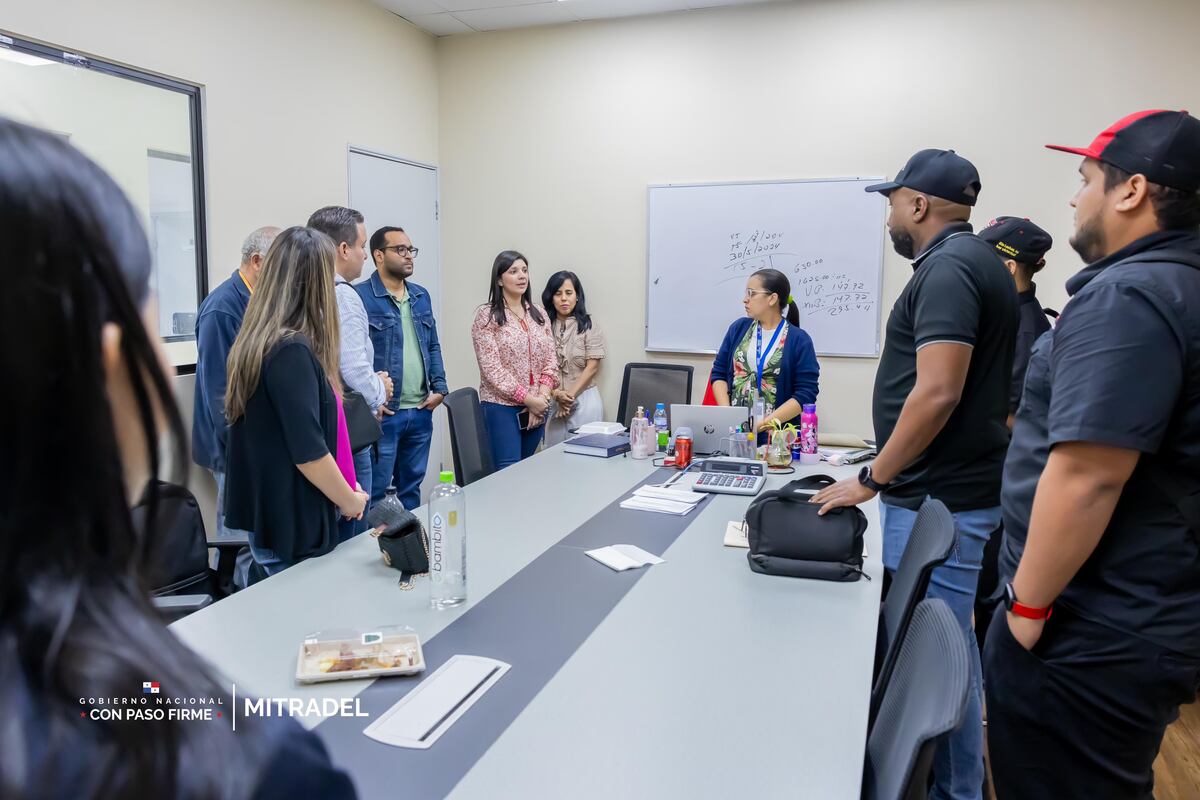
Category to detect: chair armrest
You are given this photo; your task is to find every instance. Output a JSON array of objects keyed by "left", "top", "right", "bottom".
[{"left": 155, "top": 593, "right": 213, "bottom": 622}]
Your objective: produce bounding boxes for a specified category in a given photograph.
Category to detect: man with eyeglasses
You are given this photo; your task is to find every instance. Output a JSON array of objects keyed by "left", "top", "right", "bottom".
[{"left": 357, "top": 226, "right": 448, "bottom": 511}]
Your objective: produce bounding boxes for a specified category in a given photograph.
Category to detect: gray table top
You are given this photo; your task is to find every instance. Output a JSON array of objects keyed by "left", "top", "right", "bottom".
[{"left": 173, "top": 448, "right": 881, "bottom": 799}]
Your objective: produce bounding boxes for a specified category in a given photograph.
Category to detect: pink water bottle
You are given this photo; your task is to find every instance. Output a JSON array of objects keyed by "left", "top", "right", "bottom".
[{"left": 799, "top": 403, "right": 819, "bottom": 465}]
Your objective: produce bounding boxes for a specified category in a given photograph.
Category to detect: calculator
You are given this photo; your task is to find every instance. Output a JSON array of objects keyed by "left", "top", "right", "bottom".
[{"left": 691, "top": 458, "right": 766, "bottom": 496}]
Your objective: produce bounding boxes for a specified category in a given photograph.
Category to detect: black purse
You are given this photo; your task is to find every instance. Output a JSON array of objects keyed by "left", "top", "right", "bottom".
[
  {"left": 366, "top": 499, "right": 429, "bottom": 589},
  {"left": 343, "top": 388, "right": 383, "bottom": 453},
  {"left": 744, "top": 474, "right": 869, "bottom": 582}
]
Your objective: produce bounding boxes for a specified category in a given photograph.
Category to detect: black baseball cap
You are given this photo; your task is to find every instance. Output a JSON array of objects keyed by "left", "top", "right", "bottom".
[
  {"left": 978, "top": 216, "right": 1053, "bottom": 266},
  {"left": 866, "top": 149, "right": 982, "bottom": 206},
  {"left": 1046, "top": 109, "right": 1200, "bottom": 192}
]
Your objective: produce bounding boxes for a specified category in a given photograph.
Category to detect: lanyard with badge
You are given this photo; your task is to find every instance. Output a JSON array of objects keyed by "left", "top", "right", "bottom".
[{"left": 755, "top": 322, "right": 784, "bottom": 393}]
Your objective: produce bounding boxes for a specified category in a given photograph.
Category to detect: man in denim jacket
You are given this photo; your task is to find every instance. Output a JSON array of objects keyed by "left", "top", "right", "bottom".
[{"left": 357, "top": 226, "right": 448, "bottom": 511}]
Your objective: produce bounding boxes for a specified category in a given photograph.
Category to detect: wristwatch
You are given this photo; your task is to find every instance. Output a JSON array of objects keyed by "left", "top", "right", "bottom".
[
  {"left": 1004, "top": 583, "right": 1053, "bottom": 620},
  {"left": 858, "top": 465, "right": 888, "bottom": 493}
]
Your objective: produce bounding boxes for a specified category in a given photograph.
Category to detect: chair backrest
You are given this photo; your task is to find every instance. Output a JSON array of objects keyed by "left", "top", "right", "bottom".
[
  {"left": 137, "top": 480, "right": 212, "bottom": 597},
  {"left": 870, "top": 497, "right": 955, "bottom": 724},
  {"left": 443, "top": 387, "right": 496, "bottom": 486},
  {"left": 862, "top": 599, "right": 970, "bottom": 800},
  {"left": 616, "top": 362, "right": 694, "bottom": 428}
]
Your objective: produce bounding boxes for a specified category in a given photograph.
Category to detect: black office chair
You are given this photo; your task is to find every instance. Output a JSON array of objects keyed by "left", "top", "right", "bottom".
[
  {"left": 869, "top": 497, "right": 955, "bottom": 727},
  {"left": 443, "top": 387, "right": 496, "bottom": 486},
  {"left": 136, "top": 480, "right": 245, "bottom": 622},
  {"left": 862, "top": 598, "right": 970, "bottom": 800},
  {"left": 615, "top": 362, "right": 693, "bottom": 429}
]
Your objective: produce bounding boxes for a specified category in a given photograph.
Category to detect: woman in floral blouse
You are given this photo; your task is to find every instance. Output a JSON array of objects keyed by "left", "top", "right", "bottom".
[
  {"left": 471, "top": 250, "right": 558, "bottom": 469},
  {"left": 710, "top": 268, "right": 819, "bottom": 437}
]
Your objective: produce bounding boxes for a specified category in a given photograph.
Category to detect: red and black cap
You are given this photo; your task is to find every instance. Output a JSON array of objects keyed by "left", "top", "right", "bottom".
[
  {"left": 978, "top": 216, "right": 1053, "bottom": 266},
  {"left": 866, "top": 149, "right": 982, "bottom": 206},
  {"left": 1047, "top": 109, "right": 1200, "bottom": 192}
]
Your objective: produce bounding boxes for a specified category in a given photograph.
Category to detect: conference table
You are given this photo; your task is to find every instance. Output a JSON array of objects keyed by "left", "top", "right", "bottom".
[{"left": 173, "top": 445, "right": 882, "bottom": 799}]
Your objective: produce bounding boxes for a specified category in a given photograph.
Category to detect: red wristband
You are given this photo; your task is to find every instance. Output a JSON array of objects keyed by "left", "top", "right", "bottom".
[{"left": 1005, "top": 583, "right": 1053, "bottom": 620}]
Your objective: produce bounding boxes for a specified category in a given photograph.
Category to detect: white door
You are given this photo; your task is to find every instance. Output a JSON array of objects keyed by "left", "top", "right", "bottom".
[{"left": 348, "top": 148, "right": 444, "bottom": 508}]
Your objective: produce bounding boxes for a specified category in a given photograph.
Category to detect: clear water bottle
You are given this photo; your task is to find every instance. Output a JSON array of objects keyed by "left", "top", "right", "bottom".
[
  {"left": 653, "top": 403, "right": 669, "bottom": 451},
  {"left": 429, "top": 470, "right": 466, "bottom": 609},
  {"left": 750, "top": 388, "right": 766, "bottom": 435}
]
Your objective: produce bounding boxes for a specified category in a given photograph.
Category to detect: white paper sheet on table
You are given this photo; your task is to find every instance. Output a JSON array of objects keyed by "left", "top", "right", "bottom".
[
  {"left": 585, "top": 544, "right": 665, "bottom": 571},
  {"left": 620, "top": 484, "right": 704, "bottom": 515}
]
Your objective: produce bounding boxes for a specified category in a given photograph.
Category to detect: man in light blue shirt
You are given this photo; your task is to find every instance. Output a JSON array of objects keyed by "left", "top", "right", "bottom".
[{"left": 308, "top": 206, "right": 391, "bottom": 541}]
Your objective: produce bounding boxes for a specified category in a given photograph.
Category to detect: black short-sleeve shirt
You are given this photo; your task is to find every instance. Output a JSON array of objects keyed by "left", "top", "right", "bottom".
[
  {"left": 1010, "top": 287, "right": 1052, "bottom": 412},
  {"left": 225, "top": 334, "right": 339, "bottom": 563},
  {"left": 873, "top": 222, "right": 1019, "bottom": 512},
  {"left": 1000, "top": 231, "right": 1200, "bottom": 656}
]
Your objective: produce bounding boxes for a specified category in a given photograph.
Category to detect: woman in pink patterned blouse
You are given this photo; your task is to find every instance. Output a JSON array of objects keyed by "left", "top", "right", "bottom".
[{"left": 471, "top": 250, "right": 558, "bottom": 469}]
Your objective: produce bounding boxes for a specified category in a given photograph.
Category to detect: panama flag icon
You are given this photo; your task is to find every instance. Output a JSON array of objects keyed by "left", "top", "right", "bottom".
[{"left": 142, "top": 681, "right": 160, "bottom": 694}]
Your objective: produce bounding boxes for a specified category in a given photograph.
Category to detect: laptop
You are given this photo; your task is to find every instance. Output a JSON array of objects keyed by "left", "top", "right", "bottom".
[{"left": 668, "top": 404, "right": 751, "bottom": 455}]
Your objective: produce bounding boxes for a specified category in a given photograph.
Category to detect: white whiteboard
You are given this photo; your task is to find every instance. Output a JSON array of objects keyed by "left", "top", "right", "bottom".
[{"left": 646, "top": 178, "right": 886, "bottom": 357}]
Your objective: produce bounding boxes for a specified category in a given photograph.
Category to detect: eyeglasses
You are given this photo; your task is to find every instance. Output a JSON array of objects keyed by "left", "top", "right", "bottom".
[
  {"left": 744, "top": 289, "right": 772, "bottom": 299},
  {"left": 382, "top": 245, "right": 419, "bottom": 257}
]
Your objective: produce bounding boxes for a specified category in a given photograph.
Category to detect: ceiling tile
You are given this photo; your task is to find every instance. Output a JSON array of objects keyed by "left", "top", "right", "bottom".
[
  {"left": 566, "top": 0, "right": 688, "bottom": 21},
  {"left": 406, "top": 12, "right": 477, "bottom": 34},
  {"left": 686, "top": 0, "right": 771, "bottom": 8},
  {"left": 374, "top": 0, "right": 449, "bottom": 16},
  {"left": 452, "top": 2, "right": 579, "bottom": 31},
  {"left": 435, "top": 0, "right": 553, "bottom": 11}
]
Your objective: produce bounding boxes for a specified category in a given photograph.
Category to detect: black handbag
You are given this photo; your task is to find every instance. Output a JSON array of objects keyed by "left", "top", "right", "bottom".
[
  {"left": 343, "top": 388, "right": 383, "bottom": 453},
  {"left": 366, "top": 499, "right": 429, "bottom": 589},
  {"left": 744, "top": 474, "right": 869, "bottom": 582}
]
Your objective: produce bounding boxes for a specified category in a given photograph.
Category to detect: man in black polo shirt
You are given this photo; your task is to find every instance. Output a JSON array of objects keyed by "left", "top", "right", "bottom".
[
  {"left": 813, "top": 149, "right": 1018, "bottom": 800},
  {"left": 984, "top": 109, "right": 1200, "bottom": 799},
  {"left": 978, "top": 216, "right": 1054, "bottom": 426}
]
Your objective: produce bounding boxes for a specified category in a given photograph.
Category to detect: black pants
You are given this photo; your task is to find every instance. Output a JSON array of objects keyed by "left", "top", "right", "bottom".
[{"left": 983, "top": 605, "right": 1200, "bottom": 799}]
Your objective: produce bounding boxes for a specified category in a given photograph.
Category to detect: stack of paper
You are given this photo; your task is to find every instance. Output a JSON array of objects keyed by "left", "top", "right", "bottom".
[
  {"left": 585, "top": 544, "right": 665, "bottom": 571},
  {"left": 619, "top": 485, "right": 705, "bottom": 515}
]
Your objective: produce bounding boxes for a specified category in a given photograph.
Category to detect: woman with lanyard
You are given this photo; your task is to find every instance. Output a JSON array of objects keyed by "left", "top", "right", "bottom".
[
  {"left": 710, "top": 268, "right": 820, "bottom": 441},
  {"left": 471, "top": 250, "right": 558, "bottom": 469}
]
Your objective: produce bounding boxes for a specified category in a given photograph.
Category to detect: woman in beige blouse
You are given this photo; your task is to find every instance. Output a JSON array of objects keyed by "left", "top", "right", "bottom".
[{"left": 541, "top": 270, "right": 607, "bottom": 446}]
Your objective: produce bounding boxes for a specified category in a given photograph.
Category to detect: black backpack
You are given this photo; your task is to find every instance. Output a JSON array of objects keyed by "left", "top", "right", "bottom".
[{"left": 745, "top": 474, "right": 869, "bottom": 582}]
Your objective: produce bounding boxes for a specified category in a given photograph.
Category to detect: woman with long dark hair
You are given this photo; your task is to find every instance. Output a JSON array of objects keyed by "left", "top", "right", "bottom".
[
  {"left": 540, "top": 270, "right": 607, "bottom": 445},
  {"left": 0, "top": 118, "right": 354, "bottom": 798},
  {"left": 224, "top": 227, "right": 367, "bottom": 576},
  {"left": 470, "top": 250, "right": 557, "bottom": 468},
  {"left": 710, "top": 268, "right": 820, "bottom": 432}
]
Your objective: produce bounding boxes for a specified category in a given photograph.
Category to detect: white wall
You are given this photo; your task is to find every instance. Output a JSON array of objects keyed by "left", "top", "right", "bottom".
[
  {"left": 0, "top": 0, "right": 439, "bottom": 365},
  {"left": 435, "top": 0, "right": 1200, "bottom": 435}
]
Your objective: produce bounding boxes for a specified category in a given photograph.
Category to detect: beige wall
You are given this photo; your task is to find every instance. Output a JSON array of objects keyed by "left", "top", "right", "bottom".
[
  {"left": 436, "top": 0, "right": 1200, "bottom": 435},
  {"left": 0, "top": 0, "right": 438, "bottom": 365}
]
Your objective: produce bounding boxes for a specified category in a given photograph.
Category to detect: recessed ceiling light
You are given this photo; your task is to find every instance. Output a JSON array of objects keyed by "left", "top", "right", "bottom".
[{"left": 0, "top": 48, "right": 55, "bottom": 67}]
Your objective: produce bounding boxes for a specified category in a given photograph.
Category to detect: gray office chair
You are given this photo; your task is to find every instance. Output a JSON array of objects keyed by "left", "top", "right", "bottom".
[
  {"left": 444, "top": 387, "right": 496, "bottom": 486},
  {"left": 615, "top": 362, "right": 693, "bottom": 429},
  {"left": 862, "top": 599, "right": 970, "bottom": 800},
  {"left": 869, "top": 497, "right": 956, "bottom": 728}
]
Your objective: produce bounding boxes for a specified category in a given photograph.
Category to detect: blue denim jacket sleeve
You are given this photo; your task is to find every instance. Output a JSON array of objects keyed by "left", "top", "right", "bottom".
[{"left": 422, "top": 301, "right": 449, "bottom": 395}]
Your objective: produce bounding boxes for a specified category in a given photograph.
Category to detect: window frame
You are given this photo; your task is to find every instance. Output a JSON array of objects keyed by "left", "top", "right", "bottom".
[{"left": 1, "top": 31, "right": 209, "bottom": 342}]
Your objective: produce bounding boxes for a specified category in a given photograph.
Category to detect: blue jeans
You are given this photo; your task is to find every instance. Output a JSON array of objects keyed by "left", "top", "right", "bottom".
[
  {"left": 481, "top": 401, "right": 544, "bottom": 470},
  {"left": 212, "top": 471, "right": 252, "bottom": 589},
  {"left": 371, "top": 406, "right": 434, "bottom": 511},
  {"left": 338, "top": 446, "right": 375, "bottom": 544},
  {"left": 881, "top": 499, "right": 1001, "bottom": 800}
]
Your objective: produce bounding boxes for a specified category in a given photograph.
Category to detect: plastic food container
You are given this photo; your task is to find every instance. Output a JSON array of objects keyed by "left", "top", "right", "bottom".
[{"left": 296, "top": 626, "right": 426, "bottom": 684}]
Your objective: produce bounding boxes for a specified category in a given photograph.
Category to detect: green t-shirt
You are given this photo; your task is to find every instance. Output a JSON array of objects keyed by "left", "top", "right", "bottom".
[{"left": 391, "top": 289, "right": 427, "bottom": 408}]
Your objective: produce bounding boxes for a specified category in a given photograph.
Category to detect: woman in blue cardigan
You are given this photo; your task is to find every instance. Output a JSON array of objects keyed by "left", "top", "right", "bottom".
[{"left": 710, "top": 268, "right": 820, "bottom": 432}]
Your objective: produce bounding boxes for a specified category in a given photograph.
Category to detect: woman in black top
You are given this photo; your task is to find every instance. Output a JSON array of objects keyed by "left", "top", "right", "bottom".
[
  {"left": 224, "top": 227, "right": 368, "bottom": 576},
  {"left": 0, "top": 118, "right": 355, "bottom": 798}
]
